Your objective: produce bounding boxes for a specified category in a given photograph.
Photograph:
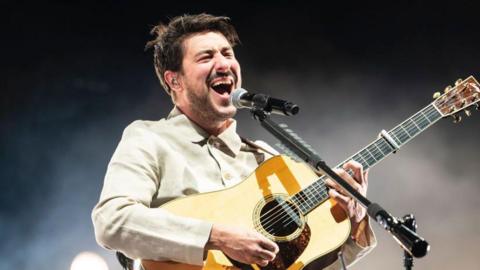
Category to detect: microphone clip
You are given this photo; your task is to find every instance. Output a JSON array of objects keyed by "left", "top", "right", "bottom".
[
  {"left": 231, "top": 88, "right": 300, "bottom": 116},
  {"left": 251, "top": 93, "right": 299, "bottom": 116}
]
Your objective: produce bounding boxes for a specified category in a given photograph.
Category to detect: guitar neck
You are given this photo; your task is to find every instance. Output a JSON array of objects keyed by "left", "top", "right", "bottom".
[
  {"left": 291, "top": 103, "right": 443, "bottom": 214},
  {"left": 340, "top": 102, "right": 442, "bottom": 170}
]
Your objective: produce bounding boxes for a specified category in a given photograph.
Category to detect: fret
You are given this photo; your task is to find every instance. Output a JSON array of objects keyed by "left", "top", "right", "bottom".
[
  {"left": 290, "top": 196, "right": 305, "bottom": 213},
  {"left": 359, "top": 151, "right": 372, "bottom": 166},
  {"left": 294, "top": 183, "right": 328, "bottom": 212},
  {"left": 365, "top": 146, "right": 378, "bottom": 162},
  {"left": 403, "top": 119, "right": 419, "bottom": 135},
  {"left": 426, "top": 106, "right": 441, "bottom": 122},
  {"left": 398, "top": 125, "right": 410, "bottom": 144},
  {"left": 368, "top": 144, "right": 383, "bottom": 161},
  {"left": 302, "top": 190, "right": 315, "bottom": 212},
  {"left": 359, "top": 152, "right": 370, "bottom": 166},
  {"left": 412, "top": 112, "right": 430, "bottom": 128},
  {"left": 400, "top": 124, "right": 412, "bottom": 136},
  {"left": 373, "top": 141, "right": 387, "bottom": 156},
  {"left": 293, "top": 191, "right": 308, "bottom": 213},
  {"left": 411, "top": 117, "right": 421, "bottom": 130},
  {"left": 390, "top": 131, "right": 402, "bottom": 145},
  {"left": 303, "top": 188, "right": 316, "bottom": 208},
  {"left": 376, "top": 139, "right": 393, "bottom": 155},
  {"left": 353, "top": 153, "right": 368, "bottom": 167},
  {"left": 360, "top": 152, "right": 374, "bottom": 166},
  {"left": 362, "top": 150, "right": 376, "bottom": 166},
  {"left": 392, "top": 128, "right": 407, "bottom": 143},
  {"left": 420, "top": 110, "right": 432, "bottom": 123}
]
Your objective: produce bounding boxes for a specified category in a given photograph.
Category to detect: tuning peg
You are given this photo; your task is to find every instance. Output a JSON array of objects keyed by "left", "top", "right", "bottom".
[
  {"left": 476, "top": 103, "right": 480, "bottom": 111},
  {"left": 452, "top": 114, "right": 462, "bottom": 123},
  {"left": 444, "top": 85, "right": 452, "bottom": 93},
  {"left": 433, "top": 92, "right": 441, "bottom": 99},
  {"left": 465, "top": 110, "right": 471, "bottom": 117},
  {"left": 455, "top": 78, "right": 463, "bottom": 86}
]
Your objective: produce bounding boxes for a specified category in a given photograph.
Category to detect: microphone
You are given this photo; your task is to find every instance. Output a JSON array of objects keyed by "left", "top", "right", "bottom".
[{"left": 231, "top": 88, "right": 300, "bottom": 116}]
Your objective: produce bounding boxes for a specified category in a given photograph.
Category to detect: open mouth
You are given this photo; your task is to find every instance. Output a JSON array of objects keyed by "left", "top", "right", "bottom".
[{"left": 210, "top": 79, "right": 234, "bottom": 95}]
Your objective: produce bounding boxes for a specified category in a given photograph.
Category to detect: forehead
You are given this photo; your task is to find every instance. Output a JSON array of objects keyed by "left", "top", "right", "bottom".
[{"left": 182, "top": 32, "right": 232, "bottom": 56}]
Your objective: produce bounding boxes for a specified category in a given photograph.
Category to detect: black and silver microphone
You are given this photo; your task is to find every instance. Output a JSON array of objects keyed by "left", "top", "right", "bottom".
[{"left": 230, "top": 88, "right": 300, "bottom": 116}]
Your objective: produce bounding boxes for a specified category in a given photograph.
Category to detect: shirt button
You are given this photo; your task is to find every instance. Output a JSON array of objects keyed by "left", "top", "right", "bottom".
[{"left": 223, "top": 172, "right": 232, "bottom": 180}]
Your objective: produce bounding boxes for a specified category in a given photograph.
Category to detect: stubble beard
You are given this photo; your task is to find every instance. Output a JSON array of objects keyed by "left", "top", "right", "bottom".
[{"left": 186, "top": 89, "right": 236, "bottom": 126}]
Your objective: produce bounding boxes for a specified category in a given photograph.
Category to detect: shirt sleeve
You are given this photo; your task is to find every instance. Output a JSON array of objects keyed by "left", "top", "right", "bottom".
[{"left": 91, "top": 122, "right": 212, "bottom": 266}]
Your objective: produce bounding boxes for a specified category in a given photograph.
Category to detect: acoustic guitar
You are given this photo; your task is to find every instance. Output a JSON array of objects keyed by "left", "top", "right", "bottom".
[{"left": 122, "top": 76, "right": 480, "bottom": 270}]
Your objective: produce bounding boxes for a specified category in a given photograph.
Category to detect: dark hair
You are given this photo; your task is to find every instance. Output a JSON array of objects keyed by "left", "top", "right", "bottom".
[{"left": 146, "top": 13, "right": 240, "bottom": 95}]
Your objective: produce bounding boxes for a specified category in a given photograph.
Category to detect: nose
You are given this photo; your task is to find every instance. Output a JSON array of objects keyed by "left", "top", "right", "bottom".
[{"left": 213, "top": 54, "right": 231, "bottom": 72}]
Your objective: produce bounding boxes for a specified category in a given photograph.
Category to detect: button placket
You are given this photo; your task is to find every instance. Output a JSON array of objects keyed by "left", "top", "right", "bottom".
[{"left": 207, "top": 137, "right": 227, "bottom": 186}]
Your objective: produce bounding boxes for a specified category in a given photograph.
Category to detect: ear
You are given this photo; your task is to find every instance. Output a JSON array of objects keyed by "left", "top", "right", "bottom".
[{"left": 164, "top": 70, "right": 182, "bottom": 93}]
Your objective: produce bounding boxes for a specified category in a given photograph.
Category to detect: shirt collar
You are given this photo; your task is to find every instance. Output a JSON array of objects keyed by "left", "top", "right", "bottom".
[
  {"left": 166, "top": 107, "right": 209, "bottom": 143},
  {"left": 166, "top": 106, "right": 242, "bottom": 156},
  {"left": 217, "top": 120, "right": 242, "bottom": 157}
]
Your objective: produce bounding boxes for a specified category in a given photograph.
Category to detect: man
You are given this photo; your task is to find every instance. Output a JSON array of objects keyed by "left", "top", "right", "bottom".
[{"left": 92, "top": 13, "right": 375, "bottom": 269}]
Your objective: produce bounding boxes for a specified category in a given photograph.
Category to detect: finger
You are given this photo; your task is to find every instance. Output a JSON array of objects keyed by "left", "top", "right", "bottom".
[
  {"left": 255, "top": 247, "right": 276, "bottom": 261},
  {"left": 342, "top": 160, "right": 364, "bottom": 185},
  {"left": 326, "top": 170, "right": 361, "bottom": 198},
  {"left": 258, "top": 237, "right": 279, "bottom": 254},
  {"left": 325, "top": 177, "right": 349, "bottom": 197},
  {"left": 332, "top": 168, "right": 362, "bottom": 192},
  {"left": 363, "top": 169, "right": 369, "bottom": 185},
  {"left": 324, "top": 178, "right": 340, "bottom": 190},
  {"left": 328, "top": 188, "right": 350, "bottom": 211},
  {"left": 255, "top": 258, "right": 270, "bottom": 267}
]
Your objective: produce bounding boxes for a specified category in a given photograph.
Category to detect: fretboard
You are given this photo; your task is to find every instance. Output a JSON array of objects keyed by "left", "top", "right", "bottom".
[{"left": 290, "top": 103, "right": 443, "bottom": 214}]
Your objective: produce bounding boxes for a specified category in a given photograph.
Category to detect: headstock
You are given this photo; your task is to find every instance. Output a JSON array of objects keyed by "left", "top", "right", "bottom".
[{"left": 433, "top": 76, "right": 480, "bottom": 123}]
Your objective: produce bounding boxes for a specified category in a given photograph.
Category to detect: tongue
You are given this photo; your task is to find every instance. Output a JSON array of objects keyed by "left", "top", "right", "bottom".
[{"left": 212, "top": 84, "right": 230, "bottom": 95}]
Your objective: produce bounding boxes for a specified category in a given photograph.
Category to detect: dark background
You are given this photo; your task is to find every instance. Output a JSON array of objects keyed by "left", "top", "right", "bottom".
[{"left": 2, "top": 1, "right": 480, "bottom": 269}]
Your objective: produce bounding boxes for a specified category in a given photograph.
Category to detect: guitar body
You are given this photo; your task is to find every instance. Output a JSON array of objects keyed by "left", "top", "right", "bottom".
[{"left": 142, "top": 155, "right": 351, "bottom": 270}]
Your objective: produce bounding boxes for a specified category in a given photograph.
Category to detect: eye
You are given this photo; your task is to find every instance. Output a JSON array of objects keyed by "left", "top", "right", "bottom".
[
  {"left": 198, "top": 54, "right": 213, "bottom": 62},
  {"left": 223, "top": 50, "right": 235, "bottom": 58}
]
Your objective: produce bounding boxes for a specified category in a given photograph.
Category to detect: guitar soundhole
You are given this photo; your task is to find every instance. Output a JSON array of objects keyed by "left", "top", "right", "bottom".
[{"left": 259, "top": 196, "right": 303, "bottom": 239}]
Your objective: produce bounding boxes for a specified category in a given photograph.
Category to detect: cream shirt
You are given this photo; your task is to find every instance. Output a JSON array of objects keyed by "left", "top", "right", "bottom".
[{"left": 92, "top": 107, "right": 375, "bottom": 268}]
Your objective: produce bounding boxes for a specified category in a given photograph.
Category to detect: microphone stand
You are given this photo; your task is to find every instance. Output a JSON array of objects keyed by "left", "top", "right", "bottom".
[
  {"left": 248, "top": 107, "right": 430, "bottom": 269},
  {"left": 402, "top": 214, "right": 417, "bottom": 270}
]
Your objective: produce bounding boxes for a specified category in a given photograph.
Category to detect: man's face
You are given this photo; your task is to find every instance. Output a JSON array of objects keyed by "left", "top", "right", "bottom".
[{"left": 176, "top": 31, "right": 241, "bottom": 123}]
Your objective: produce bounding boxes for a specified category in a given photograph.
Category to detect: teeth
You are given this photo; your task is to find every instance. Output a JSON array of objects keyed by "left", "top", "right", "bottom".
[{"left": 212, "top": 80, "right": 232, "bottom": 87}]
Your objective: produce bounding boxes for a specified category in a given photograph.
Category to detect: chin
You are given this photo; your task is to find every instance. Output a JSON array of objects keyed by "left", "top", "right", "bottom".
[{"left": 216, "top": 105, "right": 237, "bottom": 119}]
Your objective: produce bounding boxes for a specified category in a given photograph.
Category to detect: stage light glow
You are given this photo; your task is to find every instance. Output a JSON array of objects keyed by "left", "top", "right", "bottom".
[{"left": 70, "top": 251, "right": 109, "bottom": 270}]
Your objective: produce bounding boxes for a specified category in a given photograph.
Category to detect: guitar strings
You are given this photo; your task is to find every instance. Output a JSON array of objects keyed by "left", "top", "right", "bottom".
[{"left": 253, "top": 185, "right": 328, "bottom": 232}]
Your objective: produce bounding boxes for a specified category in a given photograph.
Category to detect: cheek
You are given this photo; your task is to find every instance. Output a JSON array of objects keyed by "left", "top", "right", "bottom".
[
  {"left": 186, "top": 65, "right": 211, "bottom": 82},
  {"left": 232, "top": 62, "right": 242, "bottom": 86}
]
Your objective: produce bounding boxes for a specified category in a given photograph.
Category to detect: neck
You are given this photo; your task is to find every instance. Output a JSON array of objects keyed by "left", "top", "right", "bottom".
[
  {"left": 199, "top": 119, "right": 231, "bottom": 136},
  {"left": 177, "top": 107, "right": 231, "bottom": 136}
]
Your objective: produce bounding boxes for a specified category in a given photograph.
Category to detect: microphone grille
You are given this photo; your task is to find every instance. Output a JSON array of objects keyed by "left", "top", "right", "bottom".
[{"left": 230, "top": 88, "right": 248, "bottom": 108}]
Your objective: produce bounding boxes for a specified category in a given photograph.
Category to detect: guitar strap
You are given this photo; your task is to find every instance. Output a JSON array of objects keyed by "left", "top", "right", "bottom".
[{"left": 240, "top": 137, "right": 277, "bottom": 157}]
